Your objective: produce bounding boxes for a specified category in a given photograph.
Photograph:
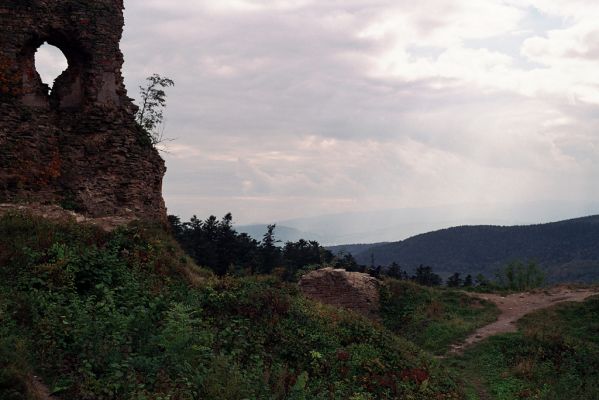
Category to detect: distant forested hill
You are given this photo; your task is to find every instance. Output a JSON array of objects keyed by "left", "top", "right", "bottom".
[
  {"left": 327, "top": 242, "right": 388, "bottom": 257},
  {"left": 346, "top": 215, "right": 599, "bottom": 283}
]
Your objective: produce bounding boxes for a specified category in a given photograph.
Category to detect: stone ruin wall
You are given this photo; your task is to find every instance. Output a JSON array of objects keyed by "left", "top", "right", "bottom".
[
  {"left": 298, "top": 268, "right": 381, "bottom": 319},
  {"left": 0, "top": 0, "right": 166, "bottom": 221}
]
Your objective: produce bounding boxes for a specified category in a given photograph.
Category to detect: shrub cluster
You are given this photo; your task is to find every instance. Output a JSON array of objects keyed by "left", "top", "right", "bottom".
[{"left": 0, "top": 213, "right": 463, "bottom": 399}]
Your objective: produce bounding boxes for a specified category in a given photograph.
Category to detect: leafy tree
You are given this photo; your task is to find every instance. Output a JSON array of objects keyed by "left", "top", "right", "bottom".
[
  {"left": 386, "top": 262, "right": 408, "bottom": 280},
  {"left": 446, "top": 272, "right": 462, "bottom": 288},
  {"left": 135, "top": 73, "right": 175, "bottom": 146},
  {"left": 475, "top": 273, "right": 491, "bottom": 289},
  {"left": 495, "top": 261, "right": 545, "bottom": 291},
  {"left": 412, "top": 265, "right": 442, "bottom": 287}
]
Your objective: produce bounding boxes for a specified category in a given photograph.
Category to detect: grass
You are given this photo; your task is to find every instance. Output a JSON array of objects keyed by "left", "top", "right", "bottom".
[
  {"left": 0, "top": 212, "right": 465, "bottom": 400},
  {"left": 379, "top": 280, "right": 500, "bottom": 355},
  {"left": 449, "top": 294, "right": 599, "bottom": 400}
]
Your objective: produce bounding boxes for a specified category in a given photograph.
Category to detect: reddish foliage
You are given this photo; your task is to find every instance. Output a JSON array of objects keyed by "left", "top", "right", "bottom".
[
  {"left": 337, "top": 350, "right": 350, "bottom": 361},
  {"left": 518, "top": 389, "right": 533, "bottom": 398},
  {"left": 363, "top": 372, "right": 399, "bottom": 395},
  {"left": 339, "top": 366, "right": 349, "bottom": 378},
  {"left": 400, "top": 368, "right": 430, "bottom": 384}
]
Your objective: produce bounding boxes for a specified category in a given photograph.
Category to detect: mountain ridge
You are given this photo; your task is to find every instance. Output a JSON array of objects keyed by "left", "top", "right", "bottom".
[{"left": 336, "top": 215, "right": 599, "bottom": 283}]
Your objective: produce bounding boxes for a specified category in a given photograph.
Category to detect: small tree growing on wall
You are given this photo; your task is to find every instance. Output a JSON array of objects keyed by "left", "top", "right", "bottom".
[{"left": 135, "top": 73, "right": 175, "bottom": 147}]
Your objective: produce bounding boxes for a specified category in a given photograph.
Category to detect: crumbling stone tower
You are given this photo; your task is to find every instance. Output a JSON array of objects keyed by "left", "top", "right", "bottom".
[{"left": 0, "top": 0, "right": 167, "bottom": 221}]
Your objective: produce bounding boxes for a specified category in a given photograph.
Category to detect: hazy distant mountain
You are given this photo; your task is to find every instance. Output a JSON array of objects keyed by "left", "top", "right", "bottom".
[
  {"left": 346, "top": 215, "right": 599, "bottom": 283},
  {"left": 274, "top": 201, "right": 599, "bottom": 245},
  {"left": 236, "top": 224, "right": 323, "bottom": 244}
]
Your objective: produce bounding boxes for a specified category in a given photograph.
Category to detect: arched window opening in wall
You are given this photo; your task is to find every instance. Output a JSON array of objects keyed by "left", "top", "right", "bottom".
[{"left": 35, "top": 42, "right": 68, "bottom": 93}]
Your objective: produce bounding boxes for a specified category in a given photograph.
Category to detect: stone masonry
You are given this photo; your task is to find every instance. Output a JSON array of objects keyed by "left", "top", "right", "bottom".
[
  {"left": 299, "top": 268, "right": 381, "bottom": 319},
  {"left": 0, "top": 0, "right": 166, "bottom": 221}
]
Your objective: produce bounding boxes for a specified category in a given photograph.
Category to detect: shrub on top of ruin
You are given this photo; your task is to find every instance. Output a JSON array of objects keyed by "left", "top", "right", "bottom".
[{"left": 135, "top": 73, "right": 175, "bottom": 148}]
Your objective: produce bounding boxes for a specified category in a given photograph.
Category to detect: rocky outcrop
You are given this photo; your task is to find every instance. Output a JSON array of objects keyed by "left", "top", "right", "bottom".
[
  {"left": 298, "top": 268, "right": 381, "bottom": 319},
  {"left": 0, "top": 0, "right": 166, "bottom": 222}
]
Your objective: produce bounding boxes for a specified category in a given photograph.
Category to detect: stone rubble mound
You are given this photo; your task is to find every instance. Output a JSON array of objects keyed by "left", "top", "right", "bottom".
[{"left": 299, "top": 267, "right": 380, "bottom": 319}]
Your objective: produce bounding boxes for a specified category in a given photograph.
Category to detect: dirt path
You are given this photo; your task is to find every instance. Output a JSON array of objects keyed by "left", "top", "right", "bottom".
[
  {"left": 449, "top": 286, "right": 599, "bottom": 354},
  {"left": 29, "top": 375, "right": 57, "bottom": 400}
]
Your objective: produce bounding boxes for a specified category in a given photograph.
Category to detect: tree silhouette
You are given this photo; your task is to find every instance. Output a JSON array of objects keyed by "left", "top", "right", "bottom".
[
  {"left": 412, "top": 265, "right": 442, "bottom": 286},
  {"left": 446, "top": 272, "right": 462, "bottom": 287}
]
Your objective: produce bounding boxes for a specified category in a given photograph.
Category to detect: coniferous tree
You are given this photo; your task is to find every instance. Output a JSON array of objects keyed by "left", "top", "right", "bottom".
[
  {"left": 462, "top": 274, "right": 474, "bottom": 287},
  {"left": 386, "top": 262, "right": 406, "bottom": 280},
  {"left": 259, "top": 224, "right": 281, "bottom": 275},
  {"left": 283, "top": 239, "right": 326, "bottom": 281},
  {"left": 170, "top": 214, "right": 337, "bottom": 278},
  {"left": 332, "top": 252, "right": 362, "bottom": 272}
]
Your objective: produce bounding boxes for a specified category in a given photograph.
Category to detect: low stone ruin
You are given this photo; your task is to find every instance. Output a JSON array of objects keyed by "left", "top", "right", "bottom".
[{"left": 298, "top": 268, "right": 381, "bottom": 319}]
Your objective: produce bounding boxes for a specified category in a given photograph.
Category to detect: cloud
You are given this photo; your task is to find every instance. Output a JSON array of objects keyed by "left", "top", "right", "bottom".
[{"left": 116, "top": 1, "right": 599, "bottom": 222}]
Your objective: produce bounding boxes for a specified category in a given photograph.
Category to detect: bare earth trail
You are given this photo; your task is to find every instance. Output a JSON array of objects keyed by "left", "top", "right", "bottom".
[
  {"left": 29, "top": 375, "right": 57, "bottom": 400},
  {"left": 449, "top": 286, "right": 599, "bottom": 355}
]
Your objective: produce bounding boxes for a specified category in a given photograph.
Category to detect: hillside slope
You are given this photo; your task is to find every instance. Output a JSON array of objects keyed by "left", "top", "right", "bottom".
[
  {"left": 352, "top": 215, "right": 599, "bottom": 283},
  {"left": 0, "top": 211, "right": 463, "bottom": 400},
  {"left": 327, "top": 242, "right": 388, "bottom": 257},
  {"left": 452, "top": 293, "right": 599, "bottom": 399}
]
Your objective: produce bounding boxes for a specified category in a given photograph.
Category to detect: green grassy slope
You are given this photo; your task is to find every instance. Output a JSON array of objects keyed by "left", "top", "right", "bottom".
[
  {"left": 379, "top": 280, "right": 499, "bottom": 355},
  {"left": 450, "top": 295, "right": 599, "bottom": 400},
  {"left": 0, "top": 213, "right": 465, "bottom": 400}
]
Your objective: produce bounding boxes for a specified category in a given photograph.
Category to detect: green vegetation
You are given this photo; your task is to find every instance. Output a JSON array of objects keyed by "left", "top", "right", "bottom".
[
  {"left": 169, "top": 214, "right": 358, "bottom": 279},
  {"left": 0, "top": 212, "right": 465, "bottom": 400},
  {"left": 411, "top": 265, "right": 443, "bottom": 287},
  {"left": 379, "top": 280, "right": 499, "bottom": 355},
  {"left": 3, "top": 211, "right": 598, "bottom": 400},
  {"left": 494, "top": 261, "right": 544, "bottom": 292},
  {"left": 451, "top": 295, "right": 599, "bottom": 399},
  {"left": 135, "top": 73, "right": 175, "bottom": 147}
]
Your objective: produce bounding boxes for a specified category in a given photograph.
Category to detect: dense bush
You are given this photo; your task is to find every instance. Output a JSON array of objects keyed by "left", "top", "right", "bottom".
[
  {"left": 494, "top": 261, "right": 545, "bottom": 291},
  {"left": 0, "top": 213, "right": 464, "bottom": 399}
]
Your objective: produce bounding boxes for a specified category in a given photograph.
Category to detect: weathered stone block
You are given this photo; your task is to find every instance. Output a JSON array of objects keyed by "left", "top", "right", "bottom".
[{"left": 298, "top": 268, "right": 380, "bottom": 319}]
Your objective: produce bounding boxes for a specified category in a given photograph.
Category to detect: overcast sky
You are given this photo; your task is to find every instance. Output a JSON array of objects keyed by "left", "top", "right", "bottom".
[{"left": 36, "top": 0, "right": 599, "bottom": 224}]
